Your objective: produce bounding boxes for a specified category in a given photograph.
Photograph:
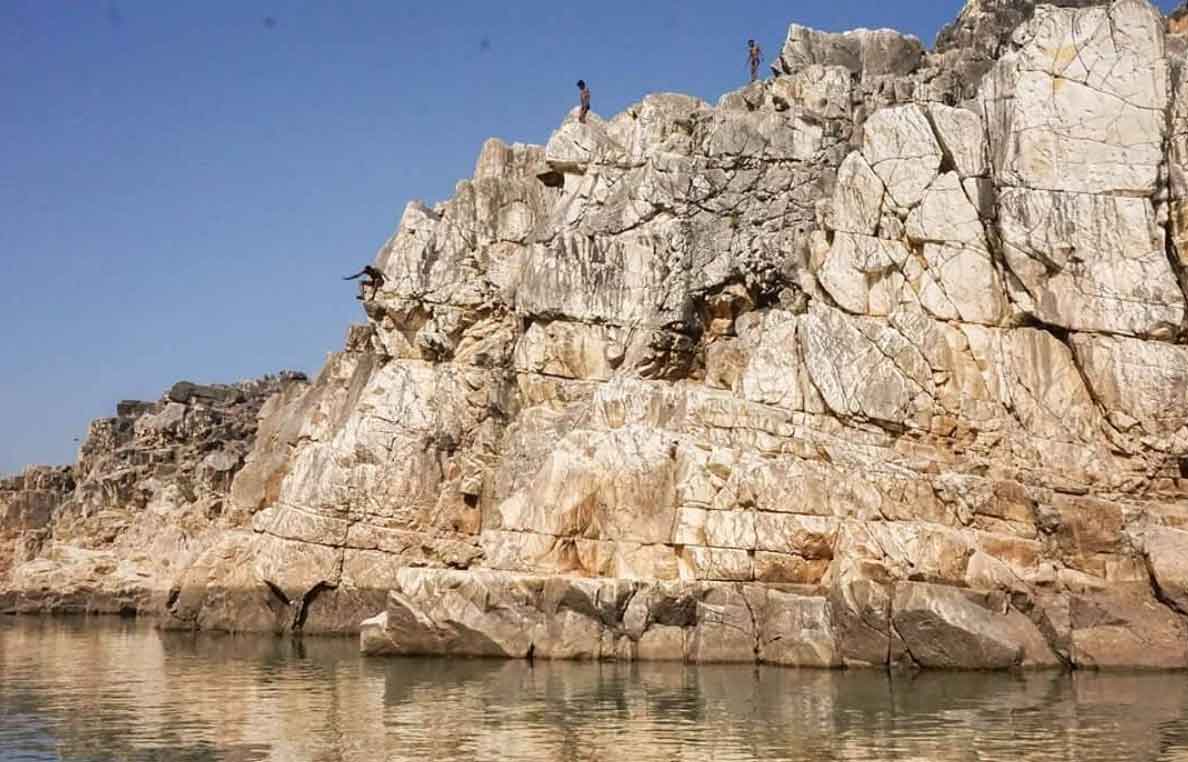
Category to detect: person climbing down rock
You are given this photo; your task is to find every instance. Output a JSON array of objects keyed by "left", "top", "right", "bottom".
[
  {"left": 577, "top": 80, "right": 591, "bottom": 123},
  {"left": 343, "top": 265, "right": 386, "bottom": 301},
  {"left": 748, "top": 39, "right": 763, "bottom": 82}
]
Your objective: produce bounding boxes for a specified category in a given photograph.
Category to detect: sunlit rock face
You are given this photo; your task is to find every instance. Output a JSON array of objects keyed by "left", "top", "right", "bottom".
[{"left": 7, "top": 0, "right": 1188, "bottom": 669}]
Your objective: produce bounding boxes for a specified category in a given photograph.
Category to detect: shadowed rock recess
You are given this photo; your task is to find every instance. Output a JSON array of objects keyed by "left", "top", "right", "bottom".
[{"left": 8, "top": 0, "right": 1188, "bottom": 670}]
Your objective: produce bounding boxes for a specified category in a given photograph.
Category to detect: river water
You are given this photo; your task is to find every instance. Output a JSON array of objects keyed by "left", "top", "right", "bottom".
[{"left": 3, "top": 618, "right": 1188, "bottom": 761}]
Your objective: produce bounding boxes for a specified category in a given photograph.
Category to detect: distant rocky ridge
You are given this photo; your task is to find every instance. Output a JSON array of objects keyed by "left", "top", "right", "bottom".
[
  {"left": 7, "top": 0, "right": 1188, "bottom": 670},
  {"left": 0, "top": 375, "right": 306, "bottom": 616}
]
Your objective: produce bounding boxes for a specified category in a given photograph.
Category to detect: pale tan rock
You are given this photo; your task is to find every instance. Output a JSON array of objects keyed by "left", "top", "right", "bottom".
[
  {"left": 12, "top": 0, "right": 1188, "bottom": 674},
  {"left": 919, "top": 243, "right": 1005, "bottom": 325},
  {"left": 905, "top": 172, "right": 987, "bottom": 250},
  {"left": 958, "top": 326, "right": 1103, "bottom": 449},
  {"left": 862, "top": 521, "right": 975, "bottom": 586},
  {"left": 965, "top": 551, "right": 1029, "bottom": 593},
  {"left": 605, "top": 93, "right": 708, "bottom": 165},
  {"left": 1071, "top": 334, "right": 1188, "bottom": 448},
  {"left": 759, "top": 591, "right": 840, "bottom": 667},
  {"left": 998, "top": 189, "right": 1184, "bottom": 337},
  {"left": 976, "top": 531, "right": 1043, "bottom": 573},
  {"left": 771, "top": 64, "right": 852, "bottom": 122},
  {"left": 829, "top": 571, "right": 904, "bottom": 668},
  {"left": 164, "top": 532, "right": 290, "bottom": 633},
  {"left": 830, "top": 152, "right": 884, "bottom": 235},
  {"left": 753, "top": 514, "right": 838, "bottom": 558},
  {"left": 1144, "top": 526, "right": 1188, "bottom": 614},
  {"left": 687, "top": 586, "right": 758, "bottom": 663},
  {"left": 494, "top": 427, "right": 677, "bottom": 544},
  {"left": 515, "top": 229, "right": 693, "bottom": 331},
  {"left": 251, "top": 533, "right": 341, "bottom": 604},
  {"left": 673, "top": 508, "right": 755, "bottom": 550},
  {"left": 678, "top": 546, "right": 753, "bottom": 582},
  {"left": 513, "top": 321, "right": 620, "bottom": 381},
  {"left": 1, "top": 375, "right": 305, "bottom": 621},
  {"left": 799, "top": 304, "right": 934, "bottom": 428},
  {"left": 817, "top": 233, "right": 908, "bottom": 316},
  {"left": 737, "top": 311, "right": 807, "bottom": 410},
  {"left": 753, "top": 552, "right": 830, "bottom": 584},
  {"left": 719, "top": 458, "right": 860, "bottom": 518},
  {"left": 636, "top": 625, "right": 686, "bottom": 661},
  {"left": 1068, "top": 591, "right": 1188, "bottom": 669},
  {"left": 1046, "top": 495, "right": 1125, "bottom": 562},
  {"left": 862, "top": 104, "right": 943, "bottom": 209},
  {"left": 704, "top": 339, "right": 748, "bottom": 392},
  {"left": 776, "top": 24, "right": 924, "bottom": 78},
  {"left": 927, "top": 104, "right": 986, "bottom": 178},
  {"left": 544, "top": 113, "right": 625, "bottom": 174},
  {"left": 705, "top": 108, "right": 824, "bottom": 162},
  {"left": 982, "top": 0, "right": 1168, "bottom": 195}
]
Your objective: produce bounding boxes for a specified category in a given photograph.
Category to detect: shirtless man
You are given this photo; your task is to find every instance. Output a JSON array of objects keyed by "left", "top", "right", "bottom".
[
  {"left": 748, "top": 40, "right": 763, "bottom": 82},
  {"left": 343, "top": 265, "right": 386, "bottom": 301},
  {"left": 577, "top": 80, "right": 591, "bottom": 123}
]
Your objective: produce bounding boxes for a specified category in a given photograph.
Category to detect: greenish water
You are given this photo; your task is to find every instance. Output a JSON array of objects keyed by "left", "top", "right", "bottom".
[{"left": 3, "top": 618, "right": 1188, "bottom": 761}]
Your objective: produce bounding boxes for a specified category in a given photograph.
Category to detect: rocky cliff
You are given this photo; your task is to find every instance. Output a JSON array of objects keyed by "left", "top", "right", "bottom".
[
  {"left": 0, "top": 375, "right": 306, "bottom": 616},
  {"left": 7, "top": 0, "right": 1188, "bottom": 670}
]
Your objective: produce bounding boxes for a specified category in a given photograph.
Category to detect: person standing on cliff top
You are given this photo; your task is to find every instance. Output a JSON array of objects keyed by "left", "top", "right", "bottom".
[
  {"left": 577, "top": 80, "right": 591, "bottom": 123},
  {"left": 748, "top": 40, "right": 763, "bottom": 82}
]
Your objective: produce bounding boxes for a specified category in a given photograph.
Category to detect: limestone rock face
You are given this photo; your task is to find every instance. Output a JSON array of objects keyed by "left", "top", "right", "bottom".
[
  {"left": 998, "top": 189, "right": 1183, "bottom": 337},
  {"left": 7, "top": 0, "right": 1188, "bottom": 669},
  {"left": 979, "top": 0, "right": 1185, "bottom": 339},
  {"left": 862, "top": 105, "right": 943, "bottom": 209},
  {"left": 983, "top": 1, "right": 1168, "bottom": 195}
]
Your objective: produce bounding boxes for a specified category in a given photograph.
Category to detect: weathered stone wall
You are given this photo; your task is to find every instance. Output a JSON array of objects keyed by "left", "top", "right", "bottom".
[{"left": 6, "top": 0, "right": 1188, "bottom": 670}]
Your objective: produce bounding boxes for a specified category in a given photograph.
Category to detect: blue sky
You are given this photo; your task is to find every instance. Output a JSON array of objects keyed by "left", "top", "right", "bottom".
[{"left": 0, "top": 0, "right": 1178, "bottom": 475}]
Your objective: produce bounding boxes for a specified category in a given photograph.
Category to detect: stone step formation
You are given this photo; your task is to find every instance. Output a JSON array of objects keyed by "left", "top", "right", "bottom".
[{"left": 6, "top": 0, "right": 1188, "bottom": 670}]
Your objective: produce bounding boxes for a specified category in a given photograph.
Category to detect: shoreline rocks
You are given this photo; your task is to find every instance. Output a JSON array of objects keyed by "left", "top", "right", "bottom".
[{"left": 358, "top": 569, "right": 1188, "bottom": 671}]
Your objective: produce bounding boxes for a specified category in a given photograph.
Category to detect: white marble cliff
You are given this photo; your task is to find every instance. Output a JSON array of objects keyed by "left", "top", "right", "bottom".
[{"left": 6, "top": 0, "right": 1188, "bottom": 670}]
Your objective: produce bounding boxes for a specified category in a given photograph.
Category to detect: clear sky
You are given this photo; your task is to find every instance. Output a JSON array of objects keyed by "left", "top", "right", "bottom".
[{"left": 1, "top": 0, "right": 1178, "bottom": 475}]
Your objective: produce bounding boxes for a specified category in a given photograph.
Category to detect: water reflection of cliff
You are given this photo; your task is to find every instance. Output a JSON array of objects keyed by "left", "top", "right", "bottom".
[{"left": 3, "top": 620, "right": 1188, "bottom": 761}]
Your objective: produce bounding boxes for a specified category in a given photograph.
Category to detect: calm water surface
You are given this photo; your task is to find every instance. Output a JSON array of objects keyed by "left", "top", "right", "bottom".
[{"left": 3, "top": 618, "right": 1188, "bottom": 761}]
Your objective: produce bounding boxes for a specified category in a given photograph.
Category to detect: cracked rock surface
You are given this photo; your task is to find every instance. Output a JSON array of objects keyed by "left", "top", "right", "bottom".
[{"left": 7, "top": 0, "right": 1188, "bottom": 669}]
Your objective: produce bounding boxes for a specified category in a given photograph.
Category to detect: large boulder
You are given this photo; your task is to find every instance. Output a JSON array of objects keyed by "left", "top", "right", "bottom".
[
  {"left": 892, "top": 582, "right": 1060, "bottom": 669},
  {"left": 775, "top": 25, "right": 924, "bottom": 78},
  {"left": 1067, "top": 592, "right": 1188, "bottom": 669},
  {"left": 1144, "top": 526, "right": 1188, "bottom": 615}
]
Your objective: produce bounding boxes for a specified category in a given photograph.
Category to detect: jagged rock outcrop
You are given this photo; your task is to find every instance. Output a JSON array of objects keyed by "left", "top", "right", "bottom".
[
  {"left": 6, "top": 0, "right": 1188, "bottom": 670},
  {"left": 0, "top": 374, "right": 306, "bottom": 617}
]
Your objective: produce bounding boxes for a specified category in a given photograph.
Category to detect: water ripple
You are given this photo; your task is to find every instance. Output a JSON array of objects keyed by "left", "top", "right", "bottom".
[{"left": 3, "top": 618, "right": 1188, "bottom": 761}]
